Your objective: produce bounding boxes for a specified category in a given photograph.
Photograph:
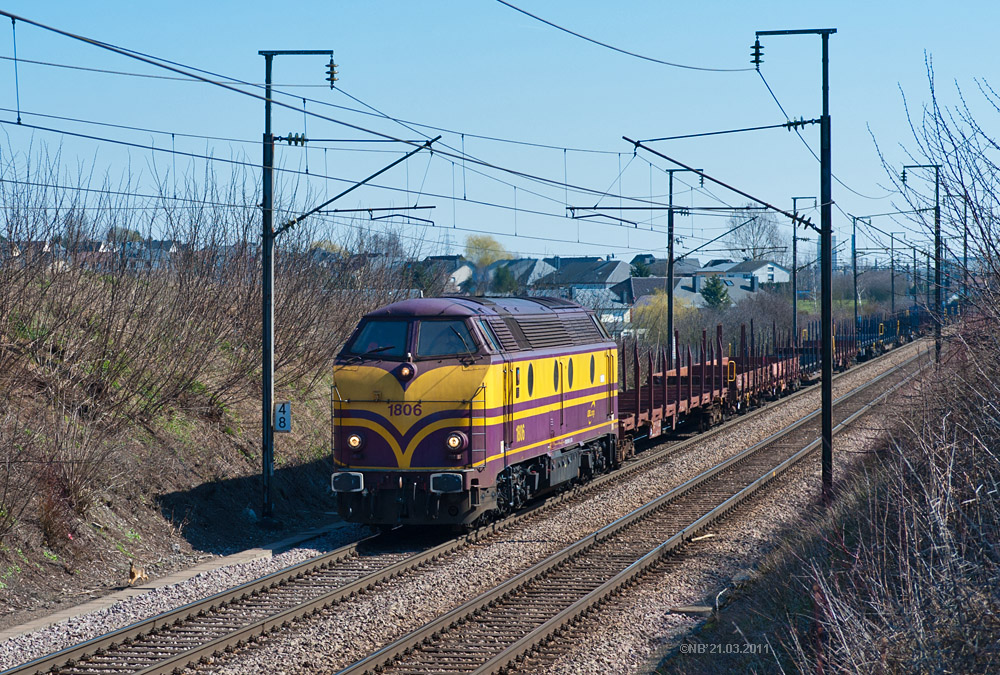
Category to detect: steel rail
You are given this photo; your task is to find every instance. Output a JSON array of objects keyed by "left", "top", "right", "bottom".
[
  {"left": 476, "top": 351, "right": 929, "bottom": 673},
  {"left": 2, "top": 340, "right": 925, "bottom": 675},
  {"left": 337, "top": 350, "right": 928, "bottom": 675}
]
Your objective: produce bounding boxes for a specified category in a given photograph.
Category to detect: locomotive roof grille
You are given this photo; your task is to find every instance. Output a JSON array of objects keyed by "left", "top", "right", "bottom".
[
  {"left": 523, "top": 296, "right": 578, "bottom": 308},
  {"left": 560, "top": 314, "right": 607, "bottom": 346},
  {"left": 486, "top": 317, "right": 522, "bottom": 352},
  {"left": 514, "top": 316, "right": 573, "bottom": 350}
]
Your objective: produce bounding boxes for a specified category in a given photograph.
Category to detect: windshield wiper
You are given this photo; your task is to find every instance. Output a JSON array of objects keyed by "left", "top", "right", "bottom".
[
  {"left": 450, "top": 327, "right": 478, "bottom": 363},
  {"left": 343, "top": 344, "right": 396, "bottom": 364}
]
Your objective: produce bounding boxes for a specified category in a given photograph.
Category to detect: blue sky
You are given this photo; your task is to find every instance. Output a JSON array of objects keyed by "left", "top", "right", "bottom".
[{"left": 0, "top": 1, "right": 993, "bottom": 264}]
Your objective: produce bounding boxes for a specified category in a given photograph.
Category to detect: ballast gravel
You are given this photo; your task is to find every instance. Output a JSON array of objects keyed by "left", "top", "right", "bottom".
[
  {"left": 0, "top": 340, "right": 928, "bottom": 674},
  {"left": 0, "top": 524, "right": 370, "bottom": 671},
  {"left": 515, "top": 404, "right": 909, "bottom": 674}
]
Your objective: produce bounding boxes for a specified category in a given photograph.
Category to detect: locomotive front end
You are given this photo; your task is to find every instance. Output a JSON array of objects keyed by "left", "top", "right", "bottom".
[{"left": 331, "top": 300, "right": 495, "bottom": 526}]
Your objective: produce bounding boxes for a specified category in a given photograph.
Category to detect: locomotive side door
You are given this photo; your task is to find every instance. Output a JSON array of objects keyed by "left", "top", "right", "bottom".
[
  {"left": 502, "top": 357, "right": 515, "bottom": 467},
  {"left": 605, "top": 348, "right": 615, "bottom": 419}
]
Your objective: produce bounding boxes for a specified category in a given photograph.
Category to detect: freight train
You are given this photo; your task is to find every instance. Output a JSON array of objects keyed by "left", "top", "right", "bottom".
[{"left": 330, "top": 296, "right": 923, "bottom": 528}]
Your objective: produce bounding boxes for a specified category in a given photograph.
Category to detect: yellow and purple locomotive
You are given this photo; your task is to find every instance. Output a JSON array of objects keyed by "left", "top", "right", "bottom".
[{"left": 331, "top": 296, "right": 618, "bottom": 527}]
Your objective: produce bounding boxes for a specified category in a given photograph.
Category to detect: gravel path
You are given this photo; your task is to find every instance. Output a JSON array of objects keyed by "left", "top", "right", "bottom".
[{"left": 0, "top": 341, "right": 927, "bottom": 673}]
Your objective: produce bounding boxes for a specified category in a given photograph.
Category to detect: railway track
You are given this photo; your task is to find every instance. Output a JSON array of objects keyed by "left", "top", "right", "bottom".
[
  {"left": 337, "top": 350, "right": 928, "bottom": 675},
  {"left": 2, "top": 343, "right": 926, "bottom": 675}
]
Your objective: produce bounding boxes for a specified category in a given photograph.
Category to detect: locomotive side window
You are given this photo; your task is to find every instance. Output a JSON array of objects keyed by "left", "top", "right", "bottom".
[
  {"left": 415, "top": 320, "right": 477, "bottom": 358},
  {"left": 568, "top": 358, "right": 574, "bottom": 389},
  {"left": 553, "top": 362, "right": 559, "bottom": 392},
  {"left": 591, "top": 314, "right": 611, "bottom": 340},
  {"left": 344, "top": 320, "right": 408, "bottom": 358},
  {"left": 477, "top": 320, "right": 502, "bottom": 352},
  {"left": 527, "top": 364, "right": 534, "bottom": 396},
  {"left": 590, "top": 354, "right": 596, "bottom": 384}
]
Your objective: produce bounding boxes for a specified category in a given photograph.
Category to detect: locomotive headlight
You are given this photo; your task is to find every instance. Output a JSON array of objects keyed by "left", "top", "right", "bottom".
[
  {"left": 346, "top": 433, "right": 364, "bottom": 450},
  {"left": 445, "top": 431, "right": 468, "bottom": 451},
  {"left": 396, "top": 363, "right": 416, "bottom": 382}
]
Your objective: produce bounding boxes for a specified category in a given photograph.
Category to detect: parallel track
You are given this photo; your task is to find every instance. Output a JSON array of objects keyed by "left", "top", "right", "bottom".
[
  {"left": 1, "top": 342, "right": 926, "bottom": 675},
  {"left": 337, "top": 350, "right": 928, "bottom": 675}
]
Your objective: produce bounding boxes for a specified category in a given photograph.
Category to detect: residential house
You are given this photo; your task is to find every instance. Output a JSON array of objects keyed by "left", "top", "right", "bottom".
[
  {"left": 0, "top": 240, "right": 21, "bottom": 266},
  {"left": 480, "top": 257, "right": 556, "bottom": 295},
  {"left": 629, "top": 255, "right": 702, "bottom": 277},
  {"left": 532, "top": 259, "right": 632, "bottom": 333},
  {"left": 420, "top": 254, "right": 475, "bottom": 293},
  {"left": 533, "top": 259, "right": 631, "bottom": 292},
  {"left": 115, "top": 239, "right": 182, "bottom": 273},
  {"left": 694, "top": 259, "right": 738, "bottom": 277},
  {"left": 71, "top": 240, "right": 115, "bottom": 273},
  {"left": 722, "top": 259, "right": 790, "bottom": 285},
  {"left": 18, "top": 241, "right": 68, "bottom": 271},
  {"left": 543, "top": 255, "right": 603, "bottom": 270},
  {"left": 632, "top": 274, "right": 762, "bottom": 311}
]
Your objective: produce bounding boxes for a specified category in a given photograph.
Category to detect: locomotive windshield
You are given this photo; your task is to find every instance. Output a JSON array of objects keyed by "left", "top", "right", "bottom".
[
  {"left": 344, "top": 319, "right": 408, "bottom": 358},
  {"left": 415, "top": 320, "right": 477, "bottom": 358}
]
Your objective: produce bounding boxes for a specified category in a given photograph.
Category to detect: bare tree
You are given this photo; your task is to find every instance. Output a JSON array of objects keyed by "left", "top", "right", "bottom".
[{"left": 724, "top": 204, "right": 789, "bottom": 266}]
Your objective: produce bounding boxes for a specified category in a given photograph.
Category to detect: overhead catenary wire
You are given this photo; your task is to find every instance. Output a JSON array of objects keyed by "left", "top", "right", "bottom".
[
  {"left": 1, "top": 11, "right": 724, "bottom": 224},
  {"left": 0, "top": 54, "right": 332, "bottom": 86},
  {"left": 4, "top": 8, "right": 854, "bottom": 263},
  {"left": 0, "top": 107, "right": 432, "bottom": 152},
  {"left": 0, "top": 55, "right": 625, "bottom": 156},
  {"left": 0, "top": 120, "right": 686, "bottom": 249},
  {"left": 0, "top": 9, "right": 639, "bottom": 204},
  {"left": 755, "top": 69, "right": 894, "bottom": 201},
  {"left": 0, "top": 117, "right": 682, "bottom": 236},
  {"left": 494, "top": 0, "right": 753, "bottom": 73},
  {"left": 0, "top": 167, "right": 672, "bottom": 260}
]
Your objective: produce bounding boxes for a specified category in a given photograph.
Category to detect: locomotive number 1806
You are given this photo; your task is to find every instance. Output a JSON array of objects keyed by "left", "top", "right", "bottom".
[{"left": 388, "top": 403, "right": 423, "bottom": 417}]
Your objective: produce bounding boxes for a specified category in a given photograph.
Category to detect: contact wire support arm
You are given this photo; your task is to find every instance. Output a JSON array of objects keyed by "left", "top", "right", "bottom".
[
  {"left": 624, "top": 136, "right": 818, "bottom": 233},
  {"left": 274, "top": 135, "right": 440, "bottom": 237}
]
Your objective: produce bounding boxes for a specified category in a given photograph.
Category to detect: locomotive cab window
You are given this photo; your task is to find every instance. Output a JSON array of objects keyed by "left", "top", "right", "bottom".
[
  {"left": 415, "top": 320, "right": 478, "bottom": 358},
  {"left": 344, "top": 319, "right": 408, "bottom": 359}
]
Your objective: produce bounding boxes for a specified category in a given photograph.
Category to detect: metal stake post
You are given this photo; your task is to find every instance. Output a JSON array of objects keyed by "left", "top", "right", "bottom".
[
  {"left": 852, "top": 216, "right": 858, "bottom": 336},
  {"left": 791, "top": 196, "right": 815, "bottom": 351},
  {"left": 890, "top": 233, "right": 896, "bottom": 314},
  {"left": 903, "top": 163, "right": 942, "bottom": 362},
  {"left": 818, "top": 31, "right": 835, "bottom": 505}
]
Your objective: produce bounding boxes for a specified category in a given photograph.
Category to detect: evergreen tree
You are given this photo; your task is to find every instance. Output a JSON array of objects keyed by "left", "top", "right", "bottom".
[
  {"left": 491, "top": 265, "right": 520, "bottom": 295},
  {"left": 630, "top": 260, "right": 652, "bottom": 277},
  {"left": 700, "top": 276, "right": 732, "bottom": 310}
]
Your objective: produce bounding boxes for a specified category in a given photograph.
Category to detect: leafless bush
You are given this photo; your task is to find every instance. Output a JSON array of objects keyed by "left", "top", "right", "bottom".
[
  {"left": 0, "top": 146, "right": 414, "bottom": 420},
  {"left": 788, "top": 323, "right": 1000, "bottom": 672},
  {"left": 0, "top": 408, "right": 35, "bottom": 543},
  {"left": 0, "top": 143, "right": 418, "bottom": 543}
]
